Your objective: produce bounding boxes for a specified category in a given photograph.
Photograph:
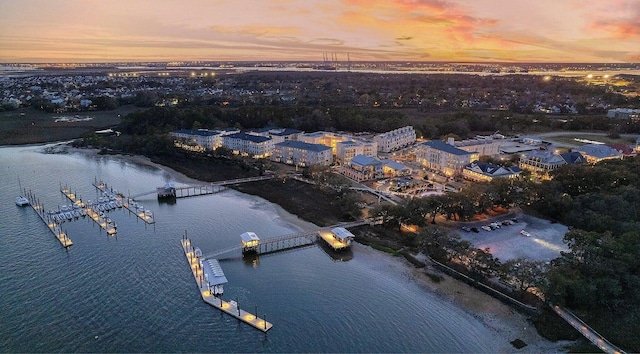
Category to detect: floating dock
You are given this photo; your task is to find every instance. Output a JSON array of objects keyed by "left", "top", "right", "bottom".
[
  {"left": 181, "top": 236, "right": 272, "bottom": 332},
  {"left": 61, "top": 185, "right": 117, "bottom": 235},
  {"left": 24, "top": 190, "right": 73, "bottom": 247},
  {"left": 93, "top": 178, "right": 155, "bottom": 224}
]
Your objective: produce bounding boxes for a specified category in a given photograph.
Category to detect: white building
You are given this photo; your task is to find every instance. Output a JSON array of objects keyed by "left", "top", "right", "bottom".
[
  {"left": 340, "top": 154, "right": 384, "bottom": 181},
  {"left": 170, "top": 129, "right": 221, "bottom": 151},
  {"left": 248, "top": 127, "right": 303, "bottom": 144},
  {"left": 271, "top": 140, "right": 332, "bottom": 166},
  {"left": 373, "top": 126, "right": 416, "bottom": 153},
  {"left": 607, "top": 108, "right": 640, "bottom": 121},
  {"left": 416, "top": 140, "right": 479, "bottom": 177},
  {"left": 300, "top": 131, "right": 377, "bottom": 162},
  {"left": 222, "top": 132, "right": 274, "bottom": 158},
  {"left": 453, "top": 136, "right": 502, "bottom": 157}
]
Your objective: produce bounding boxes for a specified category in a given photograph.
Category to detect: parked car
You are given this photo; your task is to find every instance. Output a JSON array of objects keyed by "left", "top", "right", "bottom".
[
  {"left": 461, "top": 226, "right": 471, "bottom": 232},
  {"left": 502, "top": 220, "right": 514, "bottom": 226},
  {"left": 489, "top": 222, "right": 501, "bottom": 229},
  {"left": 470, "top": 227, "right": 480, "bottom": 233},
  {"left": 520, "top": 230, "right": 531, "bottom": 237},
  {"left": 481, "top": 225, "right": 492, "bottom": 231}
]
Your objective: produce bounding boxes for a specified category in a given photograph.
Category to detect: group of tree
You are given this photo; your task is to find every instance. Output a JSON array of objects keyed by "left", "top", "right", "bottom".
[{"left": 370, "top": 156, "right": 640, "bottom": 350}]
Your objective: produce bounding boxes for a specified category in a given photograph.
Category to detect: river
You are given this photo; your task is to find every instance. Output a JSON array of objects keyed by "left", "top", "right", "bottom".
[{"left": 1, "top": 144, "right": 513, "bottom": 352}]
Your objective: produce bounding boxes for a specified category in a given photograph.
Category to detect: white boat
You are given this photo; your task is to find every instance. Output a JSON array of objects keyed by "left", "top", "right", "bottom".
[
  {"left": 15, "top": 196, "right": 30, "bottom": 207},
  {"left": 115, "top": 200, "right": 123, "bottom": 208},
  {"left": 109, "top": 201, "right": 117, "bottom": 209},
  {"left": 73, "top": 210, "right": 81, "bottom": 218},
  {"left": 65, "top": 212, "right": 74, "bottom": 220}
]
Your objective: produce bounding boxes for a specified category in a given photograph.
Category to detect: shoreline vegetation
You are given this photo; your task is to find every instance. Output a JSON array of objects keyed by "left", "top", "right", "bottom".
[{"left": 71, "top": 146, "right": 574, "bottom": 353}]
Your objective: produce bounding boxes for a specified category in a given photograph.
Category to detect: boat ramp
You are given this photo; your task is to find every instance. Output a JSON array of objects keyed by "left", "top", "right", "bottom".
[
  {"left": 22, "top": 190, "right": 73, "bottom": 248},
  {"left": 181, "top": 235, "right": 272, "bottom": 332}
]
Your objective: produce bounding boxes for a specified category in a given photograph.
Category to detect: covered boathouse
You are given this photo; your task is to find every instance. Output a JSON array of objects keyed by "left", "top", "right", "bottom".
[
  {"left": 240, "top": 232, "right": 260, "bottom": 254},
  {"left": 318, "top": 227, "right": 355, "bottom": 251},
  {"left": 195, "top": 247, "right": 228, "bottom": 296}
]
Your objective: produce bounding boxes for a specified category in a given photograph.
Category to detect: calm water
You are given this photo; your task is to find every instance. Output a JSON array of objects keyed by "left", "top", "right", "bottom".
[{"left": 1, "top": 144, "right": 506, "bottom": 353}]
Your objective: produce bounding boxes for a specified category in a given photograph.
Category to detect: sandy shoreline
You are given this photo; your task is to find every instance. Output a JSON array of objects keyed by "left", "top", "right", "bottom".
[{"left": 70, "top": 148, "right": 568, "bottom": 352}]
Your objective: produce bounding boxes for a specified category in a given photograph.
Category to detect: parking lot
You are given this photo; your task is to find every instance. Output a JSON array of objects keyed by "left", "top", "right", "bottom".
[{"left": 456, "top": 214, "right": 570, "bottom": 262}]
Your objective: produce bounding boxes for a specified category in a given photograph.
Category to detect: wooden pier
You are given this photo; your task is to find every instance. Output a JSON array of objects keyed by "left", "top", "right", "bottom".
[
  {"left": 23, "top": 190, "right": 73, "bottom": 247},
  {"left": 205, "top": 219, "right": 374, "bottom": 259},
  {"left": 181, "top": 236, "right": 272, "bottom": 332},
  {"left": 61, "top": 185, "right": 117, "bottom": 235},
  {"left": 93, "top": 178, "right": 155, "bottom": 224},
  {"left": 129, "top": 174, "right": 276, "bottom": 200}
]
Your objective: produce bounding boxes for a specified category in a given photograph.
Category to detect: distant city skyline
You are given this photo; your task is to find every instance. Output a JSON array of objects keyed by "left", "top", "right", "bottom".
[{"left": 0, "top": 0, "right": 638, "bottom": 63}]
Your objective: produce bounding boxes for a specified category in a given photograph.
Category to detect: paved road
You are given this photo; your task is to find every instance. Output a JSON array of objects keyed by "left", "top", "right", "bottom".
[{"left": 551, "top": 304, "right": 626, "bottom": 354}]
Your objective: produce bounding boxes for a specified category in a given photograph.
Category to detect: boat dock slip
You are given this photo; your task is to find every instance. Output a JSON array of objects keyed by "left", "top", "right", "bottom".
[
  {"left": 61, "top": 185, "right": 117, "bottom": 235},
  {"left": 93, "top": 178, "right": 155, "bottom": 224},
  {"left": 24, "top": 190, "right": 73, "bottom": 247},
  {"left": 181, "top": 236, "right": 273, "bottom": 332}
]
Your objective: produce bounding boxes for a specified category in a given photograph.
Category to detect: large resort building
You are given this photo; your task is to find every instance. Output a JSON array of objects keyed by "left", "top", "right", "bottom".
[
  {"left": 373, "top": 126, "right": 416, "bottom": 153},
  {"left": 299, "top": 131, "right": 377, "bottom": 163},
  {"left": 170, "top": 128, "right": 239, "bottom": 151},
  {"left": 416, "top": 140, "right": 479, "bottom": 177},
  {"left": 574, "top": 144, "right": 624, "bottom": 164},
  {"left": 271, "top": 140, "right": 332, "bottom": 167},
  {"left": 222, "top": 132, "right": 274, "bottom": 158}
]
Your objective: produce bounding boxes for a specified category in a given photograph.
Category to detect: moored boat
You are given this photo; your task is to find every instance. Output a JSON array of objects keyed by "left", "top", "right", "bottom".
[{"left": 16, "top": 196, "right": 31, "bottom": 207}]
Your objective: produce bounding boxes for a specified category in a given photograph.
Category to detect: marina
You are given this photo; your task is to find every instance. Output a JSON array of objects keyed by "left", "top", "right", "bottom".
[
  {"left": 21, "top": 190, "right": 73, "bottom": 248},
  {"left": 181, "top": 235, "right": 272, "bottom": 332},
  {"left": 60, "top": 184, "right": 117, "bottom": 235},
  {"left": 93, "top": 178, "right": 155, "bottom": 224}
]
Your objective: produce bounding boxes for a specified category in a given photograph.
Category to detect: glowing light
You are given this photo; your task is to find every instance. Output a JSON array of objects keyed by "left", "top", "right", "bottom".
[
  {"left": 543, "top": 75, "right": 551, "bottom": 81},
  {"left": 586, "top": 74, "right": 593, "bottom": 79}
]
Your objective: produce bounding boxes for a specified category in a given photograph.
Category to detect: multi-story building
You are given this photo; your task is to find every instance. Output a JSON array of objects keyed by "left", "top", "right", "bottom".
[
  {"left": 607, "top": 108, "right": 640, "bottom": 121},
  {"left": 222, "top": 132, "right": 274, "bottom": 158},
  {"left": 416, "top": 140, "right": 479, "bottom": 177},
  {"left": 518, "top": 151, "right": 567, "bottom": 180},
  {"left": 340, "top": 154, "right": 384, "bottom": 181},
  {"left": 373, "top": 126, "right": 416, "bottom": 153},
  {"left": 453, "top": 136, "right": 502, "bottom": 157},
  {"left": 300, "top": 131, "right": 377, "bottom": 162},
  {"left": 271, "top": 140, "right": 332, "bottom": 167},
  {"left": 248, "top": 127, "right": 303, "bottom": 144},
  {"left": 463, "top": 161, "right": 521, "bottom": 182},
  {"left": 170, "top": 129, "right": 221, "bottom": 151}
]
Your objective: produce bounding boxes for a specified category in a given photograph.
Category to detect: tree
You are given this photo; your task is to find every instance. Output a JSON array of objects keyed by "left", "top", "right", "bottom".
[{"left": 500, "top": 258, "right": 549, "bottom": 292}]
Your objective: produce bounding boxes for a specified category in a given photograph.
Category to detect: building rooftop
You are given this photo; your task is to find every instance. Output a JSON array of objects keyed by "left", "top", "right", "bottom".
[
  {"left": 560, "top": 151, "right": 586, "bottom": 164},
  {"left": 240, "top": 232, "right": 260, "bottom": 243},
  {"left": 380, "top": 159, "right": 410, "bottom": 171},
  {"left": 331, "top": 227, "right": 355, "bottom": 242},
  {"left": 275, "top": 140, "right": 331, "bottom": 152},
  {"left": 575, "top": 144, "right": 623, "bottom": 159},
  {"left": 466, "top": 161, "right": 521, "bottom": 176},
  {"left": 173, "top": 129, "right": 220, "bottom": 136},
  {"left": 225, "top": 132, "right": 272, "bottom": 143},
  {"left": 422, "top": 140, "right": 476, "bottom": 156},
  {"left": 350, "top": 154, "right": 383, "bottom": 167}
]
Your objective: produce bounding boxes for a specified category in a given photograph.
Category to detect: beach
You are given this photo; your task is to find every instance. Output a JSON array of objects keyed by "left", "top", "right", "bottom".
[{"left": 73, "top": 147, "right": 569, "bottom": 352}]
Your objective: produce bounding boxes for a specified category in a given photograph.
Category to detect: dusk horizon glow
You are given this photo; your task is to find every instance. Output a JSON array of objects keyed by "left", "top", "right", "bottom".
[{"left": 1, "top": 0, "right": 639, "bottom": 63}]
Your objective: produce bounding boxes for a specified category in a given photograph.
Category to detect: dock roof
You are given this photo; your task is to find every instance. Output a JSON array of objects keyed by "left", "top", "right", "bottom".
[
  {"left": 331, "top": 227, "right": 355, "bottom": 242},
  {"left": 203, "top": 259, "right": 228, "bottom": 286},
  {"left": 240, "top": 232, "right": 260, "bottom": 242}
]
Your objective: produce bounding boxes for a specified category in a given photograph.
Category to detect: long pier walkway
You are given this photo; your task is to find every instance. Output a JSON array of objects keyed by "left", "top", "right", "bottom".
[
  {"left": 205, "top": 219, "right": 374, "bottom": 259},
  {"left": 551, "top": 305, "right": 626, "bottom": 354},
  {"left": 181, "top": 236, "right": 272, "bottom": 332},
  {"left": 130, "top": 174, "right": 276, "bottom": 200},
  {"left": 93, "top": 178, "right": 155, "bottom": 224},
  {"left": 24, "top": 190, "right": 73, "bottom": 247},
  {"left": 61, "top": 185, "right": 117, "bottom": 235}
]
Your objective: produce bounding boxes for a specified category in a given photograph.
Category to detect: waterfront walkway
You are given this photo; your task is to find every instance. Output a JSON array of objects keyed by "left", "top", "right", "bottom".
[
  {"left": 130, "top": 174, "right": 276, "bottom": 200},
  {"left": 204, "top": 219, "right": 374, "bottom": 259},
  {"left": 551, "top": 305, "right": 625, "bottom": 354},
  {"left": 181, "top": 236, "right": 272, "bottom": 332}
]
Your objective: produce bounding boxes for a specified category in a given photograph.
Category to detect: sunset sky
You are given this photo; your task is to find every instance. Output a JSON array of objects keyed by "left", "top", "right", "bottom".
[{"left": 1, "top": 0, "right": 639, "bottom": 63}]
